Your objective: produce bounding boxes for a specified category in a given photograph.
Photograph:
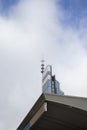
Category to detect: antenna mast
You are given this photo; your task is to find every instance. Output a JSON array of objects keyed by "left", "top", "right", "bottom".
[{"left": 41, "top": 60, "right": 45, "bottom": 74}]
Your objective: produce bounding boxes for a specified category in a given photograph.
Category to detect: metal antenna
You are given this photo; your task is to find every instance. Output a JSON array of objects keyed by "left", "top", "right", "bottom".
[{"left": 41, "top": 60, "right": 45, "bottom": 74}]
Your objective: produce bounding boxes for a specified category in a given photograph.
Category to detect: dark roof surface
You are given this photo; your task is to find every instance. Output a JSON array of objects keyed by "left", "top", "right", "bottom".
[{"left": 17, "top": 94, "right": 87, "bottom": 130}]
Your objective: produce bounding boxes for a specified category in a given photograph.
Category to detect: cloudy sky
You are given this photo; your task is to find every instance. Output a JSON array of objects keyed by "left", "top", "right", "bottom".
[{"left": 0, "top": 0, "right": 87, "bottom": 129}]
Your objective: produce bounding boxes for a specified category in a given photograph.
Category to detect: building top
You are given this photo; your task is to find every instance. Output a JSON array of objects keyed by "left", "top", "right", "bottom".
[
  {"left": 17, "top": 93, "right": 87, "bottom": 130},
  {"left": 41, "top": 64, "right": 64, "bottom": 95}
]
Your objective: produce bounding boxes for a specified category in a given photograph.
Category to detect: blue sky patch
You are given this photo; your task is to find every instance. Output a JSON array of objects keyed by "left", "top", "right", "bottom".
[
  {"left": 1, "top": 0, "right": 87, "bottom": 29},
  {"left": 58, "top": 0, "right": 87, "bottom": 28},
  {"left": 0, "top": 0, "right": 20, "bottom": 15}
]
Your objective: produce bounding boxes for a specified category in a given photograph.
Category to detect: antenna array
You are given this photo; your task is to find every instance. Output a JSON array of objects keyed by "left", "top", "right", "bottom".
[{"left": 41, "top": 60, "right": 45, "bottom": 74}]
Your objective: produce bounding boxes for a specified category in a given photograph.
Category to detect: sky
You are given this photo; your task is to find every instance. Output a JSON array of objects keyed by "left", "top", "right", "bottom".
[{"left": 0, "top": 0, "right": 87, "bottom": 129}]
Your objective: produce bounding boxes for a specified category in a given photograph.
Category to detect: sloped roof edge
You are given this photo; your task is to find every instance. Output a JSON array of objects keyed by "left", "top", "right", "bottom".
[
  {"left": 17, "top": 93, "right": 87, "bottom": 130},
  {"left": 44, "top": 93, "right": 87, "bottom": 111}
]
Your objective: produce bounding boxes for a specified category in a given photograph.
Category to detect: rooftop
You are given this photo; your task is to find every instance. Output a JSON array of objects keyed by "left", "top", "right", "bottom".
[{"left": 17, "top": 93, "right": 87, "bottom": 130}]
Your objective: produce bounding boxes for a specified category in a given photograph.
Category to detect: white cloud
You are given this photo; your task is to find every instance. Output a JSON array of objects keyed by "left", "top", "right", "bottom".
[{"left": 0, "top": 0, "right": 87, "bottom": 130}]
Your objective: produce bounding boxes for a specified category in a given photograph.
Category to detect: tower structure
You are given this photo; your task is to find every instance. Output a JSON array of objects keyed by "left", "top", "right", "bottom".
[{"left": 41, "top": 64, "right": 64, "bottom": 95}]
